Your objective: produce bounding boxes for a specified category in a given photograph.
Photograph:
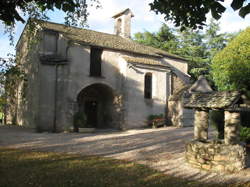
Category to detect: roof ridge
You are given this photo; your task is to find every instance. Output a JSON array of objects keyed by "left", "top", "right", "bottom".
[{"left": 37, "top": 19, "right": 122, "bottom": 38}]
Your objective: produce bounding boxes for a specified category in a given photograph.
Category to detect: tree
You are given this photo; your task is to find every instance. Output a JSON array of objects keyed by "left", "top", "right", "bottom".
[
  {"left": 211, "top": 27, "right": 250, "bottom": 91},
  {"left": 176, "top": 28, "right": 209, "bottom": 80},
  {"left": 0, "top": 0, "right": 100, "bottom": 27},
  {"left": 204, "top": 19, "right": 237, "bottom": 60},
  {"left": 150, "top": 0, "right": 250, "bottom": 30},
  {"left": 0, "top": 0, "right": 100, "bottom": 46},
  {"left": 134, "top": 24, "right": 179, "bottom": 54},
  {"left": 133, "top": 20, "right": 234, "bottom": 83},
  {"left": 134, "top": 24, "right": 209, "bottom": 79}
]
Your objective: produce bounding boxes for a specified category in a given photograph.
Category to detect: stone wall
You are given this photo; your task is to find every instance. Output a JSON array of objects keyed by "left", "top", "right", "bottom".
[
  {"left": 186, "top": 140, "right": 247, "bottom": 173},
  {"left": 168, "top": 100, "right": 194, "bottom": 127},
  {"left": 172, "top": 74, "right": 186, "bottom": 92},
  {"left": 124, "top": 58, "right": 167, "bottom": 129},
  {"left": 167, "top": 84, "right": 194, "bottom": 127}
]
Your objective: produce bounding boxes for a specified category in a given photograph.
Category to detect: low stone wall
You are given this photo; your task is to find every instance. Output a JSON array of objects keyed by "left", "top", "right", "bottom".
[{"left": 185, "top": 140, "right": 247, "bottom": 173}]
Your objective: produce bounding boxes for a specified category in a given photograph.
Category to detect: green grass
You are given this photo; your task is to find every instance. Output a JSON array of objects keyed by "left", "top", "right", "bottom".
[{"left": 0, "top": 148, "right": 249, "bottom": 187}]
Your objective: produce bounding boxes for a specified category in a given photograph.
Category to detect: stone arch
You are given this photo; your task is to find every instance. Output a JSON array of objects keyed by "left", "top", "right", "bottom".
[{"left": 76, "top": 83, "right": 123, "bottom": 129}]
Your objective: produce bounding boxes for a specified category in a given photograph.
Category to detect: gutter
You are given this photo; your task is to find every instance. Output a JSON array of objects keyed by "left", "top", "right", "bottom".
[{"left": 128, "top": 62, "right": 172, "bottom": 72}]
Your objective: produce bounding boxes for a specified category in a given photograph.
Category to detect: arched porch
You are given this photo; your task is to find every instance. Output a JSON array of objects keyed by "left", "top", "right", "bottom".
[{"left": 76, "top": 83, "right": 122, "bottom": 129}]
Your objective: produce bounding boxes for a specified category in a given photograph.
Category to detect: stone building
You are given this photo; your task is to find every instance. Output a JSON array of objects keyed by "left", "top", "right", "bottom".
[{"left": 8, "top": 8, "right": 190, "bottom": 132}]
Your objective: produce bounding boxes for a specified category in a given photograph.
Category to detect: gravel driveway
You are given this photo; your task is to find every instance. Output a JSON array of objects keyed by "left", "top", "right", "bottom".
[{"left": 0, "top": 125, "right": 250, "bottom": 184}]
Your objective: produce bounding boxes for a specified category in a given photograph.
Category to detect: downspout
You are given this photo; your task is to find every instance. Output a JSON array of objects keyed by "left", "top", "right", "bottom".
[{"left": 166, "top": 70, "right": 173, "bottom": 125}]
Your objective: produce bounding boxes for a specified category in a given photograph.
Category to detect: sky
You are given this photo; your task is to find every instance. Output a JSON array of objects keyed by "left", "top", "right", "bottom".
[{"left": 0, "top": 0, "right": 250, "bottom": 58}]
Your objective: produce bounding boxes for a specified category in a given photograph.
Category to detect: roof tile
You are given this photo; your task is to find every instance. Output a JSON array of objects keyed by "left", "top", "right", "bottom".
[{"left": 38, "top": 20, "right": 185, "bottom": 61}]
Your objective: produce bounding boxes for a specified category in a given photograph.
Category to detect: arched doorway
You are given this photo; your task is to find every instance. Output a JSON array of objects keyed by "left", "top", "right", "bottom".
[{"left": 76, "top": 83, "right": 115, "bottom": 129}]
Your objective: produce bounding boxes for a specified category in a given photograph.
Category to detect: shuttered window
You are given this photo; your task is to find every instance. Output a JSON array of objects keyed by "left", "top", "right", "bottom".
[{"left": 90, "top": 47, "right": 103, "bottom": 77}]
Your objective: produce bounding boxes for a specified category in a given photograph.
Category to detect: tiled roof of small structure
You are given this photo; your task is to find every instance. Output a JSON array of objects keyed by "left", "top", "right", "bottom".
[
  {"left": 122, "top": 55, "right": 168, "bottom": 67},
  {"left": 37, "top": 20, "right": 186, "bottom": 61},
  {"left": 184, "top": 91, "right": 241, "bottom": 109}
]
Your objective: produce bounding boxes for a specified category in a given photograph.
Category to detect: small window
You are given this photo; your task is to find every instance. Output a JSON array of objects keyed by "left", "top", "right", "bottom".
[
  {"left": 144, "top": 73, "right": 152, "bottom": 99},
  {"left": 43, "top": 31, "right": 58, "bottom": 54},
  {"left": 90, "top": 47, "right": 103, "bottom": 77},
  {"left": 116, "top": 18, "right": 122, "bottom": 35}
]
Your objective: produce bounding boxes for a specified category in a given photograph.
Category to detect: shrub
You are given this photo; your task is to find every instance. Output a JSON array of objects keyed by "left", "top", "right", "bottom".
[
  {"left": 212, "top": 27, "right": 250, "bottom": 91},
  {"left": 240, "top": 127, "right": 250, "bottom": 144},
  {"left": 73, "top": 111, "right": 87, "bottom": 132},
  {"left": 241, "top": 111, "right": 250, "bottom": 128},
  {"left": 147, "top": 114, "right": 165, "bottom": 128},
  {"left": 147, "top": 114, "right": 164, "bottom": 121}
]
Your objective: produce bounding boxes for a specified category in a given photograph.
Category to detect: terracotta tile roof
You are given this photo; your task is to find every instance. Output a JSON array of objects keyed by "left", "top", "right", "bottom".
[
  {"left": 37, "top": 20, "right": 185, "bottom": 61},
  {"left": 184, "top": 91, "right": 241, "bottom": 109}
]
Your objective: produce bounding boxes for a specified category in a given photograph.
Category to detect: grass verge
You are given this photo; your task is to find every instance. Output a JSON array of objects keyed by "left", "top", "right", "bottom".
[{"left": 0, "top": 148, "right": 249, "bottom": 187}]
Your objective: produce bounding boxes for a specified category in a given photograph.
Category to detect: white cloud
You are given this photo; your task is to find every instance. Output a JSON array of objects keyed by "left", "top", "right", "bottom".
[
  {"left": 219, "top": 10, "right": 250, "bottom": 33},
  {"left": 87, "top": 0, "right": 166, "bottom": 34},
  {"left": 206, "top": 2, "right": 250, "bottom": 33},
  {"left": 88, "top": 0, "right": 120, "bottom": 21}
]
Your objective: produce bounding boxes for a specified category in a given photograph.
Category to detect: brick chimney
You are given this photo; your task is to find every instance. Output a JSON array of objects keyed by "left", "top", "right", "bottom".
[{"left": 112, "top": 8, "right": 134, "bottom": 38}]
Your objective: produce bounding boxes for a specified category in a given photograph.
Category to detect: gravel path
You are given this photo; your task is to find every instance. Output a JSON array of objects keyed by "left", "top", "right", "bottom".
[{"left": 0, "top": 125, "right": 250, "bottom": 184}]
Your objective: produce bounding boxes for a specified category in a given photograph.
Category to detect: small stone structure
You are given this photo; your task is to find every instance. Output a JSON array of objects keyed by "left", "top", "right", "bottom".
[
  {"left": 186, "top": 140, "right": 246, "bottom": 172},
  {"left": 184, "top": 80, "right": 250, "bottom": 172}
]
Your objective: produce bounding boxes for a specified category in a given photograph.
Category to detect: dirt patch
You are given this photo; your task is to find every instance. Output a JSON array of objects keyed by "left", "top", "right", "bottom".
[{"left": 0, "top": 125, "right": 249, "bottom": 184}]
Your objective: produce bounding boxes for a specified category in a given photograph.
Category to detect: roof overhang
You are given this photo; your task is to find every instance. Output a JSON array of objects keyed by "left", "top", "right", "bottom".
[{"left": 112, "top": 8, "right": 134, "bottom": 18}]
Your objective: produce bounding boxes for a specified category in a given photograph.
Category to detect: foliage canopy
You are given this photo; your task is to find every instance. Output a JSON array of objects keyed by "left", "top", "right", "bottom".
[
  {"left": 134, "top": 21, "right": 235, "bottom": 84},
  {"left": 212, "top": 27, "right": 250, "bottom": 91},
  {"left": 150, "top": 0, "right": 250, "bottom": 30},
  {"left": 0, "top": 0, "right": 100, "bottom": 27}
]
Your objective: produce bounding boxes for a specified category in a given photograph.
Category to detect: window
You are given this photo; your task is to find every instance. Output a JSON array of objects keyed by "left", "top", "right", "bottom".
[
  {"left": 144, "top": 73, "right": 152, "bottom": 99},
  {"left": 116, "top": 18, "right": 122, "bottom": 35},
  {"left": 90, "top": 47, "right": 103, "bottom": 77},
  {"left": 43, "top": 31, "right": 58, "bottom": 54}
]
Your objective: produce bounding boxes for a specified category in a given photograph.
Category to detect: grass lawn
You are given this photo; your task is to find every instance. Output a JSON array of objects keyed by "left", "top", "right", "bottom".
[{"left": 0, "top": 148, "right": 249, "bottom": 187}]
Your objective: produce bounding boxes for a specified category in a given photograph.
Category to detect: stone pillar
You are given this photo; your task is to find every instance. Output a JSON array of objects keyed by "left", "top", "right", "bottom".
[
  {"left": 224, "top": 111, "right": 240, "bottom": 145},
  {"left": 194, "top": 109, "right": 209, "bottom": 141}
]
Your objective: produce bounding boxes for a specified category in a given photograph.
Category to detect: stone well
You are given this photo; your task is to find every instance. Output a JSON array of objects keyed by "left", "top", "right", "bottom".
[
  {"left": 184, "top": 88, "right": 250, "bottom": 173},
  {"left": 186, "top": 140, "right": 247, "bottom": 173}
]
